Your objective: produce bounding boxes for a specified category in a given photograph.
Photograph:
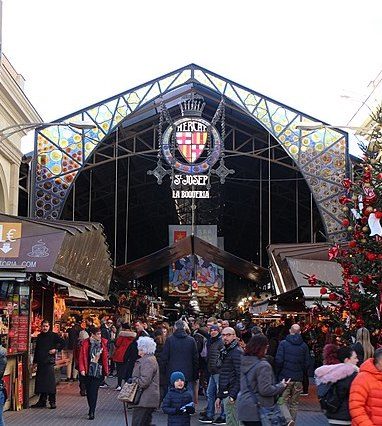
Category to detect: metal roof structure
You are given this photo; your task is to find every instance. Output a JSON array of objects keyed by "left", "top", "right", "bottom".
[{"left": 26, "top": 64, "right": 350, "bottom": 303}]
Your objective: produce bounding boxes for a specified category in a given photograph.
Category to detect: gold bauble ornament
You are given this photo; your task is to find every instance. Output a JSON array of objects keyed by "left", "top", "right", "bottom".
[
  {"left": 342, "top": 206, "right": 349, "bottom": 212},
  {"left": 347, "top": 226, "right": 354, "bottom": 232},
  {"left": 361, "top": 239, "right": 367, "bottom": 244},
  {"left": 362, "top": 226, "right": 369, "bottom": 233}
]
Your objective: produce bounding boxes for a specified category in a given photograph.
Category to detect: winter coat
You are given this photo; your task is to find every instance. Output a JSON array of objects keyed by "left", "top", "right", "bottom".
[
  {"left": 217, "top": 340, "right": 243, "bottom": 400},
  {"left": 207, "top": 334, "right": 224, "bottom": 375},
  {"left": 78, "top": 337, "right": 109, "bottom": 377},
  {"left": 66, "top": 324, "right": 81, "bottom": 350},
  {"left": 131, "top": 354, "right": 160, "bottom": 408},
  {"left": 33, "top": 330, "right": 64, "bottom": 394},
  {"left": 237, "top": 356, "right": 284, "bottom": 422},
  {"left": 314, "top": 362, "right": 358, "bottom": 423},
  {"left": 162, "top": 387, "right": 194, "bottom": 426},
  {"left": 112, "top": 330, "right": 136, "bottom": 363},
  {"left": 349, "top": 358, "right": 382, "bottom": 426},
  {"left": 275, "top": 333, "right": 310, "bottom": 381},
  {"left": 160, "top": 329, "right": 199, "bottom": 383}
]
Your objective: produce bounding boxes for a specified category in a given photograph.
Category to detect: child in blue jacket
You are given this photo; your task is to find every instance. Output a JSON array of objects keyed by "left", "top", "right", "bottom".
[{"left": 162, "top": 371, "right": 195, "bottom": 426}]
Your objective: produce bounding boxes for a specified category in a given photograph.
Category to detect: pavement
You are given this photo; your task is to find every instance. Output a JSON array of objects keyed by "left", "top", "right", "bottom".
[{"left": 4, "top": 377, "right": 328, "bottom": 425}]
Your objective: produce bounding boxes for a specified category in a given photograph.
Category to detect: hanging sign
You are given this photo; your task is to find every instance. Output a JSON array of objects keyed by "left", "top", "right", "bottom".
[{"left": 148, "top": 93, "right": 234, "bottom": 191}]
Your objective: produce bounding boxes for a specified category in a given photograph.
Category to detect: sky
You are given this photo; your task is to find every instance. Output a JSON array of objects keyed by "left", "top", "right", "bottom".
[{"left": 2, "top": 0, "right": 382, "bottom": 153}]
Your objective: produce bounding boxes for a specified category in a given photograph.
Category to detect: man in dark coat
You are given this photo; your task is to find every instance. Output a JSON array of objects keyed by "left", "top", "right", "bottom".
[
  {"left": 31, "top": 320, "right": 64, "bottom": 409},
  {"left": 275, "top": 323, "right": 310, "bottom": 421},
  {"left": 215, "top": 327, "right": 242, "bottom": 426},
  {"left": 199, "top": 324, "right": 225, "bottom": 423},
  {"left": 160, "top": 319, "right": 199, "bottom": 397}
]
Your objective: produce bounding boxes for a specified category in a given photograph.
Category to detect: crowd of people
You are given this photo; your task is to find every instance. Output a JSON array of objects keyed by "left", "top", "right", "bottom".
[{"left": 26, "top": 314, "right": 382, "bottom": 426}]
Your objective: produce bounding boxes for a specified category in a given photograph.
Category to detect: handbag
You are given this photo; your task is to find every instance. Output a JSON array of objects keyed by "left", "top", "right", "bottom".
[
  {"left": 244, "top": 363, "right": 287, "bottom": 426},
  {"left": 117, "top": 381, "right": 143, "bottom": 404}
]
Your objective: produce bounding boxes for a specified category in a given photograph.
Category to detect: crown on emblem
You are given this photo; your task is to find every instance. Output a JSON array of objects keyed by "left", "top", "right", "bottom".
[{"left": 179, "top": 93, "right": 205, "bottom": 117}]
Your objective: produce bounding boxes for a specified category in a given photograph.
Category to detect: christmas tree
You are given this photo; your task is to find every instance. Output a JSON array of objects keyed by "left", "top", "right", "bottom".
[{"left": 306, "top": 106, "right": 382, "bottom": 344}]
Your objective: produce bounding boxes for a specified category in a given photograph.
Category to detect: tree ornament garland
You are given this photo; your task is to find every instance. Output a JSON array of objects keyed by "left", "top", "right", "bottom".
[{"left": 306, "top": 105, "right": 382, "bottom": 344}]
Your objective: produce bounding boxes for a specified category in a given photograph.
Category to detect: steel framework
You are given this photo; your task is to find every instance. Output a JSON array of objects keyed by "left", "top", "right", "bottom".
[{"left": 31, "top": 64, "right": 349, "bottom": 242}]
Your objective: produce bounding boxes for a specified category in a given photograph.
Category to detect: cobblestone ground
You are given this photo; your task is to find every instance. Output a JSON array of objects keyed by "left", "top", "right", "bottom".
[{"left": 4, "top": 378, "right": 328, "bottom": 425}]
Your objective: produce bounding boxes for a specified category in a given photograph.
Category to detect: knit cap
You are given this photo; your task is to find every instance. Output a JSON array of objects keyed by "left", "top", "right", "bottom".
[{"left": 170, "top": 371, "right": 185, "bottom": 385}]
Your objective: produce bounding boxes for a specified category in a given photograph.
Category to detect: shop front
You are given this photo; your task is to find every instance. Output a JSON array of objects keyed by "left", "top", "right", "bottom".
[{"left": 0, "top": 214, "right": 113, "bottom": 410}]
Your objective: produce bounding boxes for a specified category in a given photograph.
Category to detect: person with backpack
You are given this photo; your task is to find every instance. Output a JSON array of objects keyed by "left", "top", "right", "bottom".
[{"left": 315, "top": 346, "right": 358, "bottom": 425}]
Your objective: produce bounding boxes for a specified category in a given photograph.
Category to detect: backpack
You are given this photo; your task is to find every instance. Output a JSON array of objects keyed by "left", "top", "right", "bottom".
[
  {"left": 200, "top": 336, "right": 208, "bottom": 358},
  {"left": 317, "top": 382, "right": 340, "bottom": 413},
  {"left": 194, "top": 332, "right": 208, "bottom": 358}
]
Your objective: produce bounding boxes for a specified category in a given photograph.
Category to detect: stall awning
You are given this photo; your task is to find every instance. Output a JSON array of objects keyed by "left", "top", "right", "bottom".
[
  {"left": 0, "top": 214, "right": 113, "bottom": 297},
  {"left": 68, "top": 287, "right": 88, "bottom": 300},
  {"left": 116, "top": 235, "right": 269, "bottom": 284},
  {"left": 268, "top": 242, "right": 345, "bottom": 295}
]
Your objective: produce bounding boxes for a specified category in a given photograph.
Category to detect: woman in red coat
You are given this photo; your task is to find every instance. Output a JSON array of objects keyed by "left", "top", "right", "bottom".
[
  {"left": 112, "top": 323, "right": 136, "bottom": 391},
  {"left": 79, "top": 327, "right": 109, "bottom": 420}
]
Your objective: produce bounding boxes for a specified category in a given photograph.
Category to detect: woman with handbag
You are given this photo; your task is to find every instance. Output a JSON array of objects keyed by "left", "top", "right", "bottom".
[
  {"left": 237, "top": 334, "right": 290, "bottom": 426},
  {"left": 79, "top": 326, "right": 109, "bottom": 420},
  {"left": 130, "top": 336, "right": 160, "bottom": 426}
]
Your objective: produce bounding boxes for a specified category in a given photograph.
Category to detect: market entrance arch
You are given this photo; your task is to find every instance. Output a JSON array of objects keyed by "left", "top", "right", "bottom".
[{"left": 30, "top": 64, "right": 349, "bottom": 279}]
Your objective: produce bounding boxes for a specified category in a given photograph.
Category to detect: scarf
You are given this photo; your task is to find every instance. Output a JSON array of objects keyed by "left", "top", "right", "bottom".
[
  {"left": 89, "top": 336, "right": 102, "bottom": 362},
  {"left": 88, "top": 337, "right": 103, "bottom": 378},
  {"left": 217, "top": 339, "right": 238, "bottom": 368}
]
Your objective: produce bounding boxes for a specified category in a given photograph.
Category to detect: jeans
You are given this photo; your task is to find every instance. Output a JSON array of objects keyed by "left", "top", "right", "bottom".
[
  {"left": 222, "top": 397, "right": 240, "bottom": 426},
  {"left": 281, "top": 380, "right": 302, "bottom": 421},
  {"left": 207, "top": 374, "right": 225, "bottom": 419},
  {"left": 0, "top": 391, "right": 4, "bottom": 426},
  {"left": 84, "top": 376, "right": 102, "bottom": 415}
]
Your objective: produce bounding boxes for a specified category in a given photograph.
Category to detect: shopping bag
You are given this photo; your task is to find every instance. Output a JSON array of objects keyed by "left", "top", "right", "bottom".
[{"left": 117, "top": 382, "right": 143, "bottom": 404}]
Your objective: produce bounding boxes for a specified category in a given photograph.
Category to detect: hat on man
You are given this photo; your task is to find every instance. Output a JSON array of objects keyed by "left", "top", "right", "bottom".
[
  {"left": 170, "top": 371, "right": 185, "bottom": 385},
  {"left": 210, "top": 325, "right": 220, "bottom": 331}
]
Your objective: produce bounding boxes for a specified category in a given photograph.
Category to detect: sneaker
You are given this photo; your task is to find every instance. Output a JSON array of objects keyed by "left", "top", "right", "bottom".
[
  {"left": 213, "top": 418, "right": 226, "bottom": 425},
  {"left": 99, "top": 383, "right": 109, "bottom": 388},
  {"left": 199, "top": 415, "right": 213, "bottom": 424},
  {"left": 115, "top": 386, "right": 122, "bottom": 391}
]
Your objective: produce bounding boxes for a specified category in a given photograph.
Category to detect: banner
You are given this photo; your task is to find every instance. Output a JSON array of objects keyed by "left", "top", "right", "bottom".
[{"left": 168, "top": 226, "right": 224, "bottom": 304}]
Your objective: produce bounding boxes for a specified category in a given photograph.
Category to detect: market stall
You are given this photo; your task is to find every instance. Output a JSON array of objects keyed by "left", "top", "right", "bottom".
[{"left": 0, "top": 214, "right": 113, "bottom": 409}]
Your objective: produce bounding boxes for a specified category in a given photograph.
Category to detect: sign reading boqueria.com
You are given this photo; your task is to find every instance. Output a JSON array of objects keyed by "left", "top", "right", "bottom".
[{"left": 0, "top": 260, "right": 37, "bottom": 268}]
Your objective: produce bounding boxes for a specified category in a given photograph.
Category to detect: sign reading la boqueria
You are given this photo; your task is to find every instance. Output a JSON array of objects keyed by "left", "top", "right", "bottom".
[
  {"left": 172, "top": 175, "right": 209, "bottom": 199},
  {"left": 148, "top": 93, "right": 234, "bottom": 193}
]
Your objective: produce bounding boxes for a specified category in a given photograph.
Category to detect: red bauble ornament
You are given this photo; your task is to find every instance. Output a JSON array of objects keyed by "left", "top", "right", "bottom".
[
  {"left": 335, "top": 327, "right": 343, "bottom": 336},
  {"left": 342, "top": 218, "right": 350, "bottom": 227},
  {"left": 342, "top": 178, "right": 352, "bottom": 189},
  {"left": 378, "top": 172, "right": 382, "bottom": 180},
  {"left": 349, "top": 240, "right": 357, "bottom": 248},
  {"left": 329, "top": 293, "right": 338, "bottom": 301},
  {"left": 320, "top": 287, "right": 327, "bottom": 295},
  {"left": 366, "top": 252, "right": 377, "bottom": 261},
  {"left": 351, "top": 276, "right": 360, "bottom": 284},
  {"left": 376, "top": 211, "right": 382, "bottom": 219},
  {"left": 351, "top": 302, "right": 361, "bottom": 311}
]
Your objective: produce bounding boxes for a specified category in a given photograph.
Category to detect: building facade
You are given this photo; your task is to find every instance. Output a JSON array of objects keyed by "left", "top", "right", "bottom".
[{"left": 0, "top": 54, "right": 41, "bottom": 214}]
